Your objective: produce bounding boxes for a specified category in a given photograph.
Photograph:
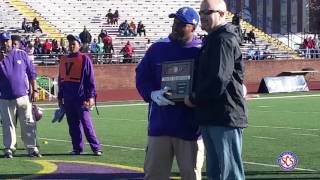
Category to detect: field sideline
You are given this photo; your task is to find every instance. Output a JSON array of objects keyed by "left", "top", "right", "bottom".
[{"left": 0, "top": 92, "right": 319, "bottom": 179}]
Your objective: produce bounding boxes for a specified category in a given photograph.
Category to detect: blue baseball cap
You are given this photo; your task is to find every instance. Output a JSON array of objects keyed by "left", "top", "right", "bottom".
[
  {"left": 67, "top": 34, "right": 82, "bottom": 44},
  {"left": 0, "top": 32, "right": 12, "bottom": 41},
  {"left": 169, "top": 7, "right": 200, "bottom": 26}
]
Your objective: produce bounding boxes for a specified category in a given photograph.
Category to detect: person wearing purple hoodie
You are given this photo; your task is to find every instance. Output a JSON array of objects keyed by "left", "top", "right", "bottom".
[
  {"left": 0, "top": 32, "right": 41, "bottom": 158},
  {"left": 58, "top": 34, "right": 102, "bottom": 156},
  {"left": 136, "top": 7, "right": 204, "bottom": 180}
]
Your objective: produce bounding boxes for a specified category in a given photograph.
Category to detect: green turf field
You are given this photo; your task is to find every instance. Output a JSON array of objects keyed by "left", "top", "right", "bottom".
[{"left": 0, "top": 93, "right": 320, "bottom": 179}]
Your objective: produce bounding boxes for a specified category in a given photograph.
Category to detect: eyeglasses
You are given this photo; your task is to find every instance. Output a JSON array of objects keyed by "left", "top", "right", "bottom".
[{"left": 199, "top": 9, "right": 222, "bottom": 15}]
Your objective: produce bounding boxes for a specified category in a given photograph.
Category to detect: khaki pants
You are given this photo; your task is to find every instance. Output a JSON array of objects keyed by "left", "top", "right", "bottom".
[
  {"left": 0, "top": 96, "right": 38, "bottom": 154},
  {"left": 144, "top": 136, "right": 204, "bottom": 180}
]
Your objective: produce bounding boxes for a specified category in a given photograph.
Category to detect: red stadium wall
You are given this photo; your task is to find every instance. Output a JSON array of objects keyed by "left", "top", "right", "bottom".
[{"left": 36, "top": 59, "right": 320, "bottom": 101}]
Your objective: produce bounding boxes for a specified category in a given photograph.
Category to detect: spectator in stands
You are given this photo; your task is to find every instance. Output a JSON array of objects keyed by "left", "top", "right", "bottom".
[
  {"left": 58, "top": 34, "right": 102, "bottom": 156},
  {"left": 102, "top": 31, "right": 112, "bottom": 47},
  {"left": 79, "top": 26, "right": 92, "bottom": 53},
  {"left": 185, "top": 0, "right": 247, "bottom": 179},
  {"left": 106, "top": 9, "right": 114, "bottom": 25},
  {"left": 0, "top": 32, "right": 41, "bottom": 158},
  {"left": 90, "top": 39, "right": 98, "bottom": 54},
  {"left": 120, "top": 41, "right": 134, "bottom": 63},
  {"left": 246, "top": 46, "right": 255, "bottom": 60},
  {"left": 33, "top": 37, "right": 43, "bottom": 54},
  {"left": 103, "top": 36, "right": 114, "bottom": 63},
  {"left": 303, "top": 37, "right": 312, "bottom": 59},
  {"left": 119, "top": 20, "right": 130, "bottom": 36},
  {"left": 98, "top": 29, "right": 107, "bottom": 42},
  {"left": 113, "top": 10, "right": 119, "bottom": 25},
  {"left": 43, "top": 39, "right": 52, "bottom": 54},
  {"left": 137, "top": 21, "right": 146, "bottom": 36},
  {"left": 52, "top": 39, "right": 60, "bottom": 54},
  {"left": 247, "top": 29, "right": 256, "bottom": 44},
  {"left": 32, "top": 18, "right": 42, "bottom": 33},
  {"left": 136, "top": 7, "right": 204, "bottom": 180},
  {"left": 242, "top": 29, "right": 248, "bottom": 43},
  {"left": 60, "top": 38, "right": 67, "bottom": 54},
  {"left": 263, "top": 45, "right": 273, "bottom": 59},
  {"left": 90, "top": 38, "right": 98, "bottom": 63},
  {"left": 144, "top": 38, "right": 152, "bottom": 51},
  {"left": 129, "top": 20, "right": 137, "bottom": 35},
  {"left": 232, "top": 13, "right": 243, "bottom": 44},
  {"left": 22, "top": 18, "right": 32, "bottom": 33},
  {"left": 96, "top": 38, "right": 105, "bottom": 64},
  {"left": 232, "top": 13, "right": 240, "bottom": 26},
  {"left": 254, "top": 47, "right": 263, "bottom": 60}
]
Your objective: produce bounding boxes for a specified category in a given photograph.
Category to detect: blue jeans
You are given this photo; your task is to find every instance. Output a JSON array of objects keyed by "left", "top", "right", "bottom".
[{"left": 201, "top": 126, "right": 245, "bottom": 180}]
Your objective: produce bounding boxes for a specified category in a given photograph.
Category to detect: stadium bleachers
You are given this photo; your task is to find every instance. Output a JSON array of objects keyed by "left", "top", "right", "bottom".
[{"left": 1, "top": 0, "right": 301, "bottom": 62}]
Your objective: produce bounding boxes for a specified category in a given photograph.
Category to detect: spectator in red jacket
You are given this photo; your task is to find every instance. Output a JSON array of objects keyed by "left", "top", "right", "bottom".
[
  {"left": 43, "top": 39, "right": 52, "bottom": 54},
  {"left": 102, "top": 32, "right": 114, "bottom": 61},
  {"left": 120, "top": 41, "right": 134, "bottom": 63}
]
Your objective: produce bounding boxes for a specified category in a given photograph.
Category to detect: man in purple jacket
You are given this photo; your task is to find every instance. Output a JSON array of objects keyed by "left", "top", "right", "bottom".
[
  {"left": 58, "top": 34, "right": 102, "bottom": 156},
  {"left": 136, "top": 7, "right": 204, "bottom": 180},
  {"left": 0, "top": 32, "right": 41, "bottom": 158}
]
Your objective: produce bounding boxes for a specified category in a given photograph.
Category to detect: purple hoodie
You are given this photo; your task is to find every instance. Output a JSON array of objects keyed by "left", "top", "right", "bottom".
[
  {"left": 136, "top": 36, "right": 202, "bottom": 141},
  {"left": 0, "top": 48, "right": 36, "bottom": 99}
]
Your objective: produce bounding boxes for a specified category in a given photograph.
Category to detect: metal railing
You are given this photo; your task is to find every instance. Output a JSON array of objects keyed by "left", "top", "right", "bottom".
[{"left": 32, "top": 52, "right": 144, "bottom": 65}]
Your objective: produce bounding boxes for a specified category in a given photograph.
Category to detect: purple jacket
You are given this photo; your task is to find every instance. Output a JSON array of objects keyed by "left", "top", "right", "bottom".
[
  {"left": 136, "top": 36, "right": 202, "bottom": 141},
  {"left": 58, "top": 52, "right": 96, "bottom": 102},
  {"left": 0, "top": 48, "right": 36, "bottom": 99}
]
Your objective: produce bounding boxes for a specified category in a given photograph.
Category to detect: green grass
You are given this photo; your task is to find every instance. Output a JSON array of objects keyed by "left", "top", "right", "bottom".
[{"left": 0, "top": 93, "right": 320, "bottom": 179}]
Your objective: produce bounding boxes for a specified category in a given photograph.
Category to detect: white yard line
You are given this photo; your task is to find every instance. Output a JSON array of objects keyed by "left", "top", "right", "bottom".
[
  {"left": 292, "top": 133, "right": 320, "bottom": 137},
  {"left": 0, "top": 133, "right": 145, "bottom": 151},
  {"left": 250, "top": 125, "right": 319, "bottom": 131},
  {"left": 244, "top": 161, "right": 317, "bottom": 172},
  {"left": 249, "top": 94, "right": 320, "bottom": 100},
  {"left": 38, "top": 137, "right": 145, "bottom": 151},
  {"left": 252, "top": 136, "right": 277, "bottom": 140},
  {"left": 41, "top": 103, "right": 148, "bottom": 110}
]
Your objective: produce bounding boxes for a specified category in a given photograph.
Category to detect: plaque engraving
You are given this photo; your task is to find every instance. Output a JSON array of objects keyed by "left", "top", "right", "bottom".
[{"left": 161, "top": 60, "right": 194, "bottom": 101}]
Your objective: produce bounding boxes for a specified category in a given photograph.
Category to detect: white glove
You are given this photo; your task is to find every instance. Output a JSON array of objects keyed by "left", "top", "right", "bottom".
[
  {"left": 242, "top": 84, "right": 247, "bottom": 97},
  {"left": 151, "top": 89, "right": 175, "bottom": 106}
]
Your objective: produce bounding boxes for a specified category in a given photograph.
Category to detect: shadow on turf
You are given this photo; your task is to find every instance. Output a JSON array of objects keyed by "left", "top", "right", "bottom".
[{"left": 0, "top": 173, "right": 144, "bottom": 180}]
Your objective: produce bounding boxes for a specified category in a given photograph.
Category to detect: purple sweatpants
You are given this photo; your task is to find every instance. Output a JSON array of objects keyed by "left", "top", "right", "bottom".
[{"left": 64, "top": 100, "right": 101, "bottom": 152}]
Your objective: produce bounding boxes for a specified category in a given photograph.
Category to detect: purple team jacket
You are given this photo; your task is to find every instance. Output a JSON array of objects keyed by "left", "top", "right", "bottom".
[
  {"left": 0, "top": 48, "right": 36, "bottom": 99},
  {"left": 136, "top": 36, "right": 202, "bottom": 141}
]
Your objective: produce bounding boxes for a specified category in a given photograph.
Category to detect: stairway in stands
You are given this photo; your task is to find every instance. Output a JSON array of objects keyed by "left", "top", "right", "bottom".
[{"left": 9, "top": 0, "right": 65, "bottom": 39}]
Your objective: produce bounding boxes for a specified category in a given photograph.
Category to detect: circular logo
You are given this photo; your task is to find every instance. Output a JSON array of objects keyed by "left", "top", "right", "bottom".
[{"left": 277, "top": 151, "right": 298, "bottom": 171}]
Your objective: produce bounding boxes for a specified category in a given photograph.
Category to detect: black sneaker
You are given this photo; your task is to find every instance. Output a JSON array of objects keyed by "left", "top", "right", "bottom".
[
  {"left": 93, "top": 150, "right": 103, "bottom": 156},
  {"left": 4, "top": 151, "right": 13, "bottom": 158},
  {"left": 29, "top": 151, "right": 42, "bottom": 158}
]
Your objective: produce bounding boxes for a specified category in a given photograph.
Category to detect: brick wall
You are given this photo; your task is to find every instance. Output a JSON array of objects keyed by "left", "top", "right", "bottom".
[{"left": 36, "top": 59, "right": 320, "bottom": 101}]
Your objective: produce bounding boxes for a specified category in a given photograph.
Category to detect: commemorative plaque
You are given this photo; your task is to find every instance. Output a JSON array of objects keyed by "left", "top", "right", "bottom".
[{"left": 161, "top": 59, "right": 194, "bottom": 101}]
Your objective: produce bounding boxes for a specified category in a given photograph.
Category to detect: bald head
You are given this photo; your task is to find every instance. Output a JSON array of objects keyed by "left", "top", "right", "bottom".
[
  {"left": 200, "top": 0, "right": 227, "bottom": 32},
  {"left": 204, "top": 0, "right": 226, "bottom": 12}
]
